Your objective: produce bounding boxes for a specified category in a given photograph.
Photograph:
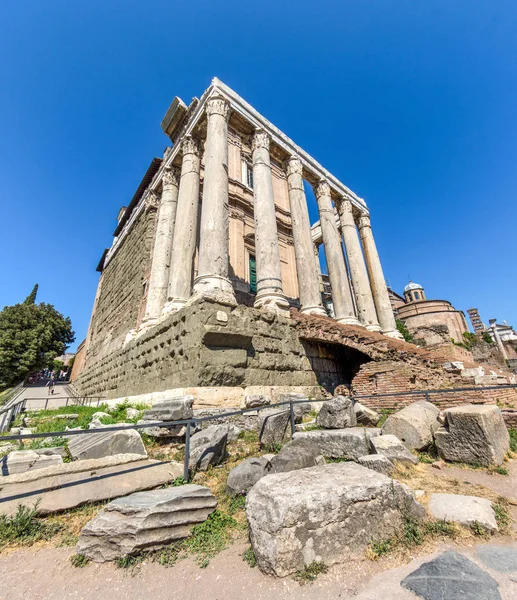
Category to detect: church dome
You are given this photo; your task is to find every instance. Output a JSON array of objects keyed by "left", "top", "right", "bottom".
[{"left": 404, "top": 281, "right": 423, "bottom": 293}]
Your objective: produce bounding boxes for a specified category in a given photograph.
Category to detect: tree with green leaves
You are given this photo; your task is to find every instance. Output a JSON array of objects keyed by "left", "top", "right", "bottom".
[
  {"left": 396, "top": 319, "right": 414, "bottom": 343},
  {"left": 0, "top": 286, "right": 74, "bottom": 388}
]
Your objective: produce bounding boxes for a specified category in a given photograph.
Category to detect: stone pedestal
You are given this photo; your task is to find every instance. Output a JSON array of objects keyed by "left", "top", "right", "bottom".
[
  {"left": 286, "top": 157, "right": 326, "bottom": 316},
  {"left": 193, "top": 96, "right": 236, "bottom": 305},
  {"left": 142, "top": 167, "right": 180, "bottom": 327},
  {"left": 252, "top": 130, "right": 289, "bottom": 312},
  {"left": 357, "top": 214, "right": 402, "bottom": 339},
  {"left": 337, "top": 199, "right": 380, "bottom": 331},
  {"left": 315, "top": 181, "right": 359, "bottom": 325},
  {"left": 164, "top": 136, "right": 201, "bottom": 313}
]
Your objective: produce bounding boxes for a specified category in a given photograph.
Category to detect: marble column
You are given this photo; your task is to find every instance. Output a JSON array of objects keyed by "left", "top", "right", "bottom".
[
  {"left": 285, "top": 157, "right": 326, "bottom": 315},
  {"left": 314, "top": 180, "right": 359, "bottom": 325},
  {"left": 193, "top": 96, "right": 236, "bottom": 304},
  {"left": 337, "top": 198, "right": 380, "bottom": 331},
  {"left": 357, "top": 213, "right": 402, "bottom": 338},
  {"left": 163, "top": 135, "right": 201, "bottom": 312},
  {"left": 251, "top": 129, "right": 289, "bottom": 312},
  {"left": 142, "top": 166, "right": 180, "bottom": 325}
]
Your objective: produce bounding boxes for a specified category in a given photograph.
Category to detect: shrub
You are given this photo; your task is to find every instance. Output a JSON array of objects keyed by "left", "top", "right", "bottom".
[{"left": 0, "top": 503, "right": 61, "bottom": 548}]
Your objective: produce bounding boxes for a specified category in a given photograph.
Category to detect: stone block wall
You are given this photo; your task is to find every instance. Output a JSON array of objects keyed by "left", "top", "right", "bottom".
[{"left": 87, "top": 209, "right": 156, "bottom": 365}]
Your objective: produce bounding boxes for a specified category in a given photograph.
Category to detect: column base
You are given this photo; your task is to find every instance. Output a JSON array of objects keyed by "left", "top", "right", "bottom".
[
  {"left": 162, "top": 298, "right": 188, "bottom": 314},
  {"left": 383, "top": 329, "right": 405, "bottom": 340},
  {"left": 336, "top": 315, "right": 361, "bottom": 326},
  {"left": 366, "top": 323, "right": 382, "bottom": 332},
  {"left": 192, "top": 275, "right": 237, "bottom": 306},
  {"left": 300, "top": 304, "right": 327, "bottom": 317},
  {"left": 254, "top": 291, "right": 290, "bottom": 314}
]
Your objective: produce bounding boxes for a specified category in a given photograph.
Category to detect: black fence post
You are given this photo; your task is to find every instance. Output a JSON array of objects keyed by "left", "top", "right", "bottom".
[
  {"left": 424, "top": 391, "right": 430, "bottom": 403},
  {"left": 289, "top": 401, "right": 295, "bottom": 436},
  {"left": 66, "top": 397, "right": 69, "bottom": 407},
  {"left": 183, "top": 421, "right": 191, "bottom": 482},
  {"left": 45, "top": 398, "right": 48, "bottom": 410}
]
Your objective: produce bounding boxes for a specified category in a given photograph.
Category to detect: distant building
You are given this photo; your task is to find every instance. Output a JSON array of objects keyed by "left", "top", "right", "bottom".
[
  {"left": 467, "top": 308, "right": 485, "bottom": 334},
  {"left": 394, "top": 281, "right": 469, "bottom": 347}
]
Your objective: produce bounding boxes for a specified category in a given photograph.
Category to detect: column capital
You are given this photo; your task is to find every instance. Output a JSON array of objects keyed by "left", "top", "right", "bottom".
[
  {"left": 357, "top": 213, "right": 371, "bottom": 229},
  {"left": 285, "top": 156, "right": 303, "bottom": 177},
  {"left": 206, "top": 95, "right": 230, "bottom": 120},
  {"left": 145, "top": 190, "right": 160, "bottom": 212},
  {"left": 162, "top": 165, "right": 180, "bottom": 188},
  {"left": 251, "top": 129, "right": 270, "bottom": 152},
  {"left": 182, "top": 135, "right": 200, "bottom": 156},
  {"left": 314, "top": 179, "right": 331, "bottom": 199}
]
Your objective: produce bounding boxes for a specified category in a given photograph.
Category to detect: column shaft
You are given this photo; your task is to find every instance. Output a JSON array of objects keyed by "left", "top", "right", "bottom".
[
  {"left": 286, "top": 157, "right": 325, "bottom": 315},
  {"left": 357, "top": 214, "right": 402, "bottom": 338},
  {"left": 315, "top": 181, "right": 359, "bottom": 325},
  {"left": 193, "top": 96, "right": 236, "bottom": 304},
  {"left": 143, "top": 166, "right": 180, "bottom": 324},
  {"left": 252, "top": 130, "right": 289, "bottom": 312},
  {"left": 337, "top": 199, "right": 380, "bottom": 331},
  {"left": 164, "top": 136, "right": 201, "bottom": 311}
]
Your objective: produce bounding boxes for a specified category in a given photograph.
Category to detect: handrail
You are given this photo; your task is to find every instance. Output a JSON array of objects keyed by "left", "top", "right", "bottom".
[{"left": 1, "top": 382, "right": 516, "bottom": 480}]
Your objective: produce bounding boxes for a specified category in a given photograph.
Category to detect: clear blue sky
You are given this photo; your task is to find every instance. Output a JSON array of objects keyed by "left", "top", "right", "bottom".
[{"left": 1, "top": 1, "right": 516, "bottom": 351}]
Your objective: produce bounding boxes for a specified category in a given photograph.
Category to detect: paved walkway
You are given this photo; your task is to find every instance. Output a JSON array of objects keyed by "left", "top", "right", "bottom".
[{"left": 17, "top": 381, "right": 73, "bottom": 411}]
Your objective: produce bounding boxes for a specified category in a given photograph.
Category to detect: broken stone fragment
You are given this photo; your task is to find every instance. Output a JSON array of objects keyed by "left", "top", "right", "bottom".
[
  {"left": 427, "top": 492, "right": 498, "bottom": 532},
  {"left": 76, "top": 485, "right": 217, "bottom": 562},
  {"left": 357, "top": 454, "right": 394, "bottom": 476},
  {"left": 293, "top": 428, "right": 380, "bottom": 460},
  {"left": 434, "top": 404, "right": 509, "bottom": 467},
  {"left": 68, "top": 429, "right": 147, "bottom": 461},
  {"left": 316, "top": 396, "right": 357, "bottom": 429},
  {"left": 226, "top": 455, "right": 273, "bottom": 496},
  {"left": 382, "top": 401, "right": 440, "bottom": 450},
  {"left": 188, "top": 424, "right": 228, "bottom": 471},
  {"left": 268, "top": 440, "right": 323, "bottom": 474},
  {"left": 257, "top": 409, "right": 291, "bottom": 447},
  {"left": 370, "top": 434, "right": 418, "bottom": 465},
  {"left": 246, "top": 462, "right": 425, "bottom": 577},
  {"left": 353, "top": 402, "right": 380, "bottom": 426}
]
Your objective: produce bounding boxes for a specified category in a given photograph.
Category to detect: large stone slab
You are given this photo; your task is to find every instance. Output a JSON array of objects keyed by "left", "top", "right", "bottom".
[
  {"left": 382, "top": 401, "right": 440, "bottom": 450},
  {"left": 142, "top": 395, "right": 194, "bottom": 422},
  {"left": 246, "top": 462, "right": 424, "bottom": 577},
  {"left": 0, "top": 454, "right": 182, "bottom": 516},
  {"left": 269, "top": 441, "right": 323, "bottom": 474},
  {"left": 371, "top": 434, "right": 418, "bottom": 465},
  {"left": 226, "top": 456, "right": 273, "bottom": 496},
  {"left": 292, "top": 428, "right": 380, "bottom": 460},
  {"left": 77, "top": 484, "right": 217, "bottom": 562},
  {"left": 188, "top": 424, "right": 228, "bottom": 471},
  {"left": 358, "top": 454, "right": 394, "bottom": 476},
  {"left": 434, "top": 405, "right": 510, "bottom": 467},
  {"left": 401, "top": 550, "right": 501, "bottom": 600},
  {"left": 427, "top": 493, "right": 498, "bottom": 532},
  {"left": 316, "top": 396, "right": 356, "bottom": 429},
  {"left": 257, "top": 409, "right": 291, "bottom": 447},
  {"left": 68, "top": 428, "right": 146, "bottom": 460},
  {"left": 0, "top": 450, "right": 63, "bottom": 476}
]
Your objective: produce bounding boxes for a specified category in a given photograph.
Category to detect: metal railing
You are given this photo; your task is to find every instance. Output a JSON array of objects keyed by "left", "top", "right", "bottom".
[
  {"left": 0, "top": 382, "right": 24, "bottom": 408},
  {"left": 1, "top": 383, "right": 516, "bottom": 483}
]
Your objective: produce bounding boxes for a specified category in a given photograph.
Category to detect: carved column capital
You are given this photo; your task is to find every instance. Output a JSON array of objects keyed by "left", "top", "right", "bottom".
[
  {"left": 182, "top": 135, "right": 200, "bottom": 156},
  {"left": 285, "top": 156, "right": 303, "bottom": 177},
  {"left": 206, "top": 96, "right": 230, "bottom": 120},
  {"left": 145, "top": 190, "right": 160, "bottom": 212},
  {"left": 357, "top": 213, "right": 371, "bottom": 229},
  {"left": 162, "top": 165, "right": 180, "bottom": 188},
  {"left": 337, "top": 197, "right": 354, "bottom": 217},
  {"left": 314, "top": 180, "right": 331, "bottom": 199},
  {"left": 251, "top": 129, "right": 270, "bottom": 152}
]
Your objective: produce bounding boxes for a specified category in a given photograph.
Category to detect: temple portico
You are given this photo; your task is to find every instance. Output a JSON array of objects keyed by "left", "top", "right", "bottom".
[{"left": 87, "top": 77, "right": 402, "bottom": 367}]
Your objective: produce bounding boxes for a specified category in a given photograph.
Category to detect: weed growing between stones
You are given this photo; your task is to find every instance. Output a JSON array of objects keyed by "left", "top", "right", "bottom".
[
  {"left": 509, "top": 429, "right": 517, "bottom": 453},
  {"left": 470, "top": 521, "right": 490, "bottom": 539},
  {"left": 493, "top": 498, "right": 511, "bottom": 532},
  {"left": 228, "top": 493, "right": 246, "bottom": 515},
  {"left": 302, "top": 424, "right": 323, "bottom": 431},
  {"left": 0, "top": 503, "right": 62, "bottom": 549},
  {"left": 238, "top": 430, "right": 259, "bottom": 443},
  {"left": 377, "top": 409, "right": 395, "bottom": 428},
  {"left": 242, "top": 546, "right": 256, "bottom": 568},
  {"left": 70, "top": 553, "right": 89, "bottom": 568},
  {"left": 294, "top": 561, "right": 328, "bottom": 583},
  {"left": 184, "top": 510, "right": 239, "bottom": 567},
  {"left": 156, "top": 541, "right": 182, "bottom": 567}
]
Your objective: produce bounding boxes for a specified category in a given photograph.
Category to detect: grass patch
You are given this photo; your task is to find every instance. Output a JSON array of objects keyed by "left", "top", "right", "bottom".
[
  {"left": 0, "top": 503, "right": 62, "bottom": 549},
  {"left": 262, "top": 442, "right": 283, "bottom": 453},
  {"left": 509, "top": 429, "right": 517, "bottom": 453},
  {"left": 184, "top": 510, "right": 238, "bottom": 567},
  {"left": 377, "top": 409, "right": 394, "bottom": 428},
  {"left": 156, "top": 541, "right": 182, "bottom": 567},
  {"left": 470, "top": 521, "right": 490, "bottom": 538},
  {"left": 294, "top": 561, "right": 328, "bottom": 583},
  {"left": 116, "top": 553, "right": 147, "bottom": 570},
  {"left": 243, "top": 546, "right": 256, "bottom": 568},
  {"left": 302, "top": 424, "right": 323, "bottom": 432},
  {"left": 490, "top": 465, "right": 509, "bottom": 476},
  {"left": 228, "top": 493, "right": 246, "bottom": 515},
  {"left": 493, "top": 498, "right": 511, "bottom": 532},
  {"left": 70, "top": 553, "right": 89, "bottom": 568},
  {"left": 238, "top": 430, "right": 259, "bottom": 443}
]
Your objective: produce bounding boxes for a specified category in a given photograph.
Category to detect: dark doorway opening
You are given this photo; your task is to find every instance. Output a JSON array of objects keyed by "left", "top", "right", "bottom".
[{"left": 301, "top": 340, "right": 372, "bottom": 394}]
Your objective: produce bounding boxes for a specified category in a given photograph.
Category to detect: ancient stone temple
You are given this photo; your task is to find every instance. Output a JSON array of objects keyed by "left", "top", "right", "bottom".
[{"left": 74, "top": 77, "right": 416, "bottom": 404}]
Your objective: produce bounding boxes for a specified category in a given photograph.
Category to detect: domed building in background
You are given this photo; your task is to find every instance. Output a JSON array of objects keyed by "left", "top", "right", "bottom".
[{"left": 393, "top": 281, "right": 469, "bottom": 347}]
